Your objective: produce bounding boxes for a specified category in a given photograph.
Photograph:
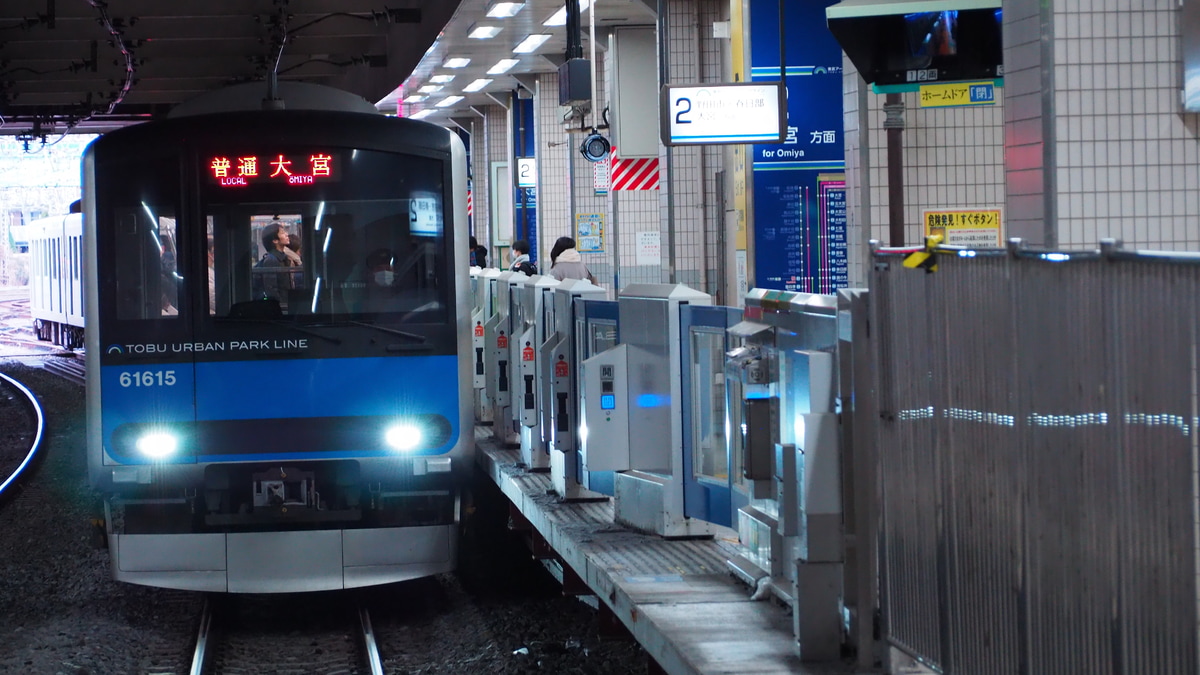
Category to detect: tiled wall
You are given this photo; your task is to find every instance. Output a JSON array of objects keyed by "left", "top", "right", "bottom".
[
  {"left": 481, "top": 103, "right": 510, "bottom": 262},
  {"left": 468, "top": 115, "right": 489, "bottom": 251},
  {"left": 611, "top": 22, "right": 666, "bottom": 290},
  {"left": 660, "top": 0, "right": 704, "bottom": 291},
  {"left": 608, "top": 0, "right": 724, "bottom": 294},
  {"left": 533, "top": 59, "right": 614, "bottom": 293},
  {"left": 1003, "top": 0, "right": 1054, "bottom": 244},
  {"left": 841, "top": 73, "right": 1005, "bottom": 288},
  {"left": 1047, "top": 0, "right": 1200, "bottom": 250},
  {"left": 860, "top": 89, "right": 1006, "bottom": 254},
  {"left": 842, "top": 57, "right": 870, "bottom": 289},
  {"left": 535, "top": 71, "right": 569, "bottom": 268}
]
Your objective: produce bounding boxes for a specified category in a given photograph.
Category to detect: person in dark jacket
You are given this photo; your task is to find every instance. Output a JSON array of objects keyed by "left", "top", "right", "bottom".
[
  {"left": 509, "top": 239, "right": 536, "bottom": 275},
  {"left": 469, "top": 235, "right": 488, "bottom": 268}
]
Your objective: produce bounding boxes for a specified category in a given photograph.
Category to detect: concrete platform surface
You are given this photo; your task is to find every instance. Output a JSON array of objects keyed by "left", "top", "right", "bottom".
[{"left": 476, "top": 432, "right": 858, "bottom": 675}]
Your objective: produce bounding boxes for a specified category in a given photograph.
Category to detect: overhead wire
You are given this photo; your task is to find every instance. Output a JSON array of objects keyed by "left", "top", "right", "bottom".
[{"left": 11, "top": 0, "right": 139, "bottom": 150}]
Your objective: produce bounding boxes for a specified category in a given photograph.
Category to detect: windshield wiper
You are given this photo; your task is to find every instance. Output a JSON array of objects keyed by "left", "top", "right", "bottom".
[
  {"left": 348, "top": 320, "right": 427, "bottom": 344},
  {"left": 216, "top": 316, "right": 342, "bottom": 345}
]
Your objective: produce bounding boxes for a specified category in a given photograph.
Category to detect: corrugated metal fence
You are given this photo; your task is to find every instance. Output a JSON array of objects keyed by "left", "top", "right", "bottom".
[{"left": 872, "top": 243, "right": 1198, "bottom": 674}]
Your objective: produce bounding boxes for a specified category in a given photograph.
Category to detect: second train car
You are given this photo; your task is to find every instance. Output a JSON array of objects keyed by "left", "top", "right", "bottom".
[{"left": 84, "top": 83, "right": 472, "bottom": 592}]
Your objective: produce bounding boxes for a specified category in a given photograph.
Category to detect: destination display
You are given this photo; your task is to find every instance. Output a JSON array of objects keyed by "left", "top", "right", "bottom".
[
  {"left": 207, "top": 151, "right": 340, "bottom": 187},
  {"left": 660, "top": 82, "right": 786, "bottom": 146}
]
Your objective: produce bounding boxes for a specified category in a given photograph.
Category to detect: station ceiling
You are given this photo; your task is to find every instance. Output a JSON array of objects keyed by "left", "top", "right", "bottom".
[{"left": 0, "top": 0, "right": 657, "bottom": 143}]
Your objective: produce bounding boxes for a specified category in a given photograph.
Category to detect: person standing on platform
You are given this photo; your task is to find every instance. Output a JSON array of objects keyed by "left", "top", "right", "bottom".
[
  {"left": 469, "top": 235, "right": 488, "bottom": 268},
  {"left": 547, "top": 237, "right": 595, "bottom": 283},
  {"left": 509, "top": 239, "right": 536, "bottom": 275}
]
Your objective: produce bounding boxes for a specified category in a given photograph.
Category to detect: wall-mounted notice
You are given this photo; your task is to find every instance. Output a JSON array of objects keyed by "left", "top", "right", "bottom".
[
  {"left": 922, "top": 208, "right": 1003, "bottom": 246},
  {"left": 593, "top": 157, "right": 610, "bottom": 194},
  {"left": 577, "top": 213, "right": 605, "bottom": 252},
  {"left": 636, "top": 231, "right": 661, "bottom": 265}
]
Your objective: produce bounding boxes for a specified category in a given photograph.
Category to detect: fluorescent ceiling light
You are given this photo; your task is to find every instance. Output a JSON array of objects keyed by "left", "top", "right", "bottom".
[
  {"left": 410, "top": 109, "right": 435, "bottom": 119},
  {"left": 543, "top": 0, "right": 591, "bottom": 27},
  {"left": 485, "top": 1, "right": 524, "bottom": 18},
  {"left": 463, "top": 78, "right": 493, "bottom": 93},
  {"left": 443, "top": 57, "right": 471, "bottom": 68},
  {"left": 468, "top": 24, "right": 502, "bottom": 39},
  {"left": 419, "top": 84, "right": 444, "bottom": 93},
  {"left": 513, "top": 34, "right": 552, "bottom": 54},
  {"left": 436, "top": 96, "right": 465, "bottom": 108},
  {"left": 403, "top": 94, "right": 427, "bottom": 103},
  {"left": 487, "top": 58, "right": 520, "bottom": 75},
  {"left": 430, "top": 74, "right": 456, "bottom": 84}
]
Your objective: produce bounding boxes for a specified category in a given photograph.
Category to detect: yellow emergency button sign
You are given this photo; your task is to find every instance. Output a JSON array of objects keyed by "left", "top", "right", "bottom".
[{"left": 922, "top": 208, "right": 1003, "bottom": 247}]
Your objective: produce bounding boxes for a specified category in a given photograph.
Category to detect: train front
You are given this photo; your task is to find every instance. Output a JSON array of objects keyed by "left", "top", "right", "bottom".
[{"left": 83, "top": 110, "right": 472, "bottom": 593}]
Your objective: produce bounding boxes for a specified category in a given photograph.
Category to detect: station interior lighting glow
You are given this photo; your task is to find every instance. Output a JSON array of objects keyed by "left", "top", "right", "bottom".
[
  {"left": 513, "top": 33, "right": 552, "bottom": 54},
  {"left": 544, "top": 0, "right": 590, "bottom": 26},
  {"left": 468, "top": 24, "right": 503, "bottom": 39},
  {"left": 485, "top": 1, "right": 524, "bottom": 19},
  {"left": 487, "top": 58, "right": 520, "bottom": 75}
]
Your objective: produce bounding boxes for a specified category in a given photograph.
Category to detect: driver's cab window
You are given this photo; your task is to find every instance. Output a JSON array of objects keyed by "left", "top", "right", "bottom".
[{"left": 114, "top": 206, "right": 180, "bottom": 320}]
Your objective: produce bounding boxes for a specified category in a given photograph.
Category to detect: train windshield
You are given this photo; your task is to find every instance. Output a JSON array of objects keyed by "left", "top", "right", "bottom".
[
  {"left": 205, "top": 196, "right": 445, "bottom": 321},
  {"left": 202, "top": 147, "right": 449, "bottom": 322},
  {"left": 102, "top": 144, "right": 451, "bottom": 326}
]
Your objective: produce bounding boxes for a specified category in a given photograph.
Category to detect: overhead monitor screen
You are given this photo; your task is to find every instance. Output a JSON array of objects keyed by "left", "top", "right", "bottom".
[{"left": 827, "top": 6, "right": 1002, "bottom": 86}]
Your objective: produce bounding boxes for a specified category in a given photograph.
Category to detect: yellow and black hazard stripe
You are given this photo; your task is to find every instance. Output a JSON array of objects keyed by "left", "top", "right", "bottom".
[{"left": 902, "top": 234, "right": 945, "bottom": 273}]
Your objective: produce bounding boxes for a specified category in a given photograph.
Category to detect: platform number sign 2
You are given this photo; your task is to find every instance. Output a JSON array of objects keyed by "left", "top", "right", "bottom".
[
  {"left": 673, "top": 96, "right": 693, "bottom": 125},
  {"left": 516, "top": 158, "right": 537, "bottom": 188}
]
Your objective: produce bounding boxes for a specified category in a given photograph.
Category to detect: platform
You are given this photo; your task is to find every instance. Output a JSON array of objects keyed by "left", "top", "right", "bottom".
[{"left": 475, "top": 429, "right": 854, "bottom": 675}]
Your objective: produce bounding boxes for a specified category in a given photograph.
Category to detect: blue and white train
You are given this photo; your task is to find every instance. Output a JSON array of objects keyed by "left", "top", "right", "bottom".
[
  {"left": 84, "top": 83, "right": 472, "bottom": 593},
  {"left": 25, "top": 212, "right": 85, "bottom": 349}
]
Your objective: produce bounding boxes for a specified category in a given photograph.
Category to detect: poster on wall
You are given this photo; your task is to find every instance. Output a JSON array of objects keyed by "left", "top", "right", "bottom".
[
  {"left": 749, "top": 0, "right": 847, "bottom": 294},
  {"left": 593, "top": 157, "right": 610, "bottom": 195},
  {"left": 636, "top": 231, "right": 660, "bottom": 265},
  {"left": 577, "top": 213, "right": 605, "bottom": 252},
  {"left": 922, "top": 208, "right": 1003, "bottom": 246}
]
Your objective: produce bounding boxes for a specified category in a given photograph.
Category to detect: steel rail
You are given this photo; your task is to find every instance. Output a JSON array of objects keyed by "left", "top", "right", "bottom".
[
  {"left": 189, "top": 597, "right": 215, "bottom": 675},
  {"left": 359, "top": 605, "right": 385, "bottom": 675},
  {"left": 0, "top": 370, "right": 46, "bottom": 498}
]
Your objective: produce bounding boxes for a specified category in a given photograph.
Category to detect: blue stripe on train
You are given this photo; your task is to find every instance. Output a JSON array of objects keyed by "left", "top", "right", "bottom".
[{"left": 101, "top": 355, "right": 460, "bottom": 464}]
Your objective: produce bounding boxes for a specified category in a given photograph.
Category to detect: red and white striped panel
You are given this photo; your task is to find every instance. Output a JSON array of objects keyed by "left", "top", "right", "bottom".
[
  {"left": 466, "top": 189, "right": 473, "bottom": 216},
  {"left": 611, "top": 150, "right": 659, "bottom": 191}
]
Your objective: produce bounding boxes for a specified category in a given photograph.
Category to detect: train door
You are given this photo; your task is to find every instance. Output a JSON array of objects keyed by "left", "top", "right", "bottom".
[{"left": 680, "top": 305, "right": 741, "bottom": 527}]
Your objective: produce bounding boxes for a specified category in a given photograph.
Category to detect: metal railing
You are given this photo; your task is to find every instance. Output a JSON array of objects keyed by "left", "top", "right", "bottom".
[{"left": 872, "top": 239, "right": 1198, "bottom": 674}]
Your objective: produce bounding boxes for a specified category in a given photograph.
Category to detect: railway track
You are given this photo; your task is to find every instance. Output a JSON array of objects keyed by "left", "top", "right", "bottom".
[
  {"left": 42, "top": 353, "right": 86, "bottom": 385},
  {"left": 187, "top": 592, "right": 385, "bottom": 675},
  {"left": 0, "top": 369, "right": 47, "bottom": 503},
  {"left": 0, "top": 294, "right": 87, "bottom": 384},
  {"left": 0, "top": 296, "right": 56, "bottom": 354}
]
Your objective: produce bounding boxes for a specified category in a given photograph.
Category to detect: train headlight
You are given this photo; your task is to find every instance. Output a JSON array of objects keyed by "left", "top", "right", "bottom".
[
  {"left": 385, "top": 424, "right": 423, "bottom": 452},
  {"left": 135, "top": 431, "right": 179, "bottom": 459}
]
